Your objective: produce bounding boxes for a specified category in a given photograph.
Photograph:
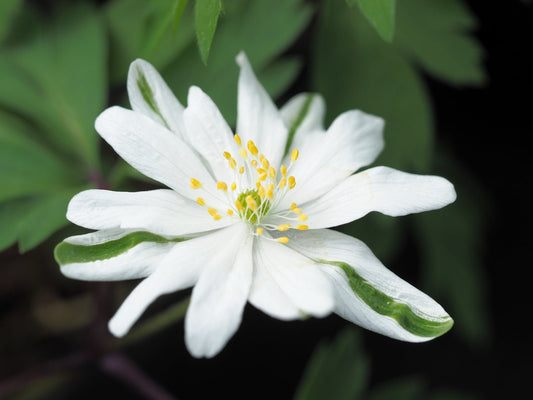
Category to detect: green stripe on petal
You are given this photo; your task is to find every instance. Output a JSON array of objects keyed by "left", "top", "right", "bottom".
[
  {"left": 318, "top": 259, "right": 453, "bottom": 338},
  {"left": 284, "top": 93, "right": 315, "bottom": 156},
  {"left": 55, "top": 231, "right": 186, "bottom": 265},
  {"left": 135, "top": 68, "right": 170, "bottom": 130}
]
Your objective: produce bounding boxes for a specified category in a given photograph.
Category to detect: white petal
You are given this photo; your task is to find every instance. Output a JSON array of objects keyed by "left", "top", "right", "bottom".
[
  {"left": 278, "top": 110, "right": 384, "bottom": 209},
  {"left": 95, "top": 106, "right": 220, "bottom": 204},
  {"left": 280, "top": 93, "right": 326, "bottom": 143},
  {"left": 235, "top": 52, "right": 288, "bottom": 169},
  {"left": 303, "top": 166, "right": 457, "bottom": 229},
  {"left": 108, "top": 227, "right": 234, "bottom": 337},
  {"left": 285, "top": 229, "right": 452, "bottom": 342},
  {"left": 252, "top": 236, "right": 334, "bottom": 317},
  {"left": 127, "top": 59, "right": 186, "bottom": 137},
  {"left": 60, "top": 229, "right": 175, "bottom": 281},
  {"left": 182, "top": 86, "right": 240, "bottom": 184},
  {"left": 67, "top": 189, "right": 230, "bottom": 236},
  {"left": 185, "top": 223, "right": 252, "bottom": 358}
]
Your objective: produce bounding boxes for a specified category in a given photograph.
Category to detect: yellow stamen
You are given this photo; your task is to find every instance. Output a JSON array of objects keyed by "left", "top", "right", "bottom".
[
  {"left": 298, "top": 214, "right": 308, "bottom": 221},
  {"left": 277, "top": 237, "right": 289, "bottom": 244},
  {"left": 247, "top": 140, "right": 258, "bottom": 156},
  {"left": 228, "top": 157, "right": 236, "bottom": 169},
  {"left": 207, "top": 207, "right": 217, "bottom": 216},
  {"left": 234, "top": 134, "right": 242, "bottom": 146},
  {"left": 223, "top": 151, "right": 231, "bottom": 160},
  {"left": 258, "top": 173, "right": 267, "bottom": 181},
  {"left": 227, "top": 209, "right": 234, "bottom": 215},
  {"left": 280, "top": 165, "right": 287, "bottom": 177},
  {"left": 217, "top": 182, "right": 228, "bottom": 191},
  {"left": 291, "top": 149, "right": 299, "bottom": 162},
  {"left": 231, "top": 182, "right": 237, "bottom": 191},
  {"left": 190, "top": 178, "right": 202, "bottom": 189},
  {"left": 279, "top": 178, "right": 287, "bottom": 189},
  {"left": 256, "top": 168, "right": 266, "bottom": 175},
  {"left": 278, "top": 223, "right": 290, "bottom": 231},
  {"left": 235, "top": 200, "right": 243, "bottom": 212},
  {"left": 292, "top": 208, "right": 302, "bottom": 214},
  {"left": 296, "top": 225, "right": 308, "bottom": 230},
  {"left": 239, "top": 147, "right": 248, "bottom": 159},
  {"left": 256, "top": 227, "right": 264, "bottom": 235},
  {"left": 251, "top": 159, "right": 258, "bottom": 167},
  {"left": 239, "top": 166, "right": 245, "bottom": 174},
  {"left": 290, "top": 203, "right": 297, "bottom": 210},
  {"left": 196, "top": 197, "right": 206, "bottom": 206},
  {"left": 258, "top": 184, "right": 265, "bottom": 198},
  {"left": 268, "top": 166, "right": 276, "bottom": 179},
  {"left": 261, "top": 158, "right": 270, "bottom": 169},
  {"left": 213, "top": 214, "right": 222, "bottom": 220},
  {"left": 246, "top": 195, "right": 258, "bottom": 211},
  {"left": 288, "top": 176, "right": 296, "bottom": 189},
  {"left": 266, "top": 189, "right": 274, "bottom": 200}
]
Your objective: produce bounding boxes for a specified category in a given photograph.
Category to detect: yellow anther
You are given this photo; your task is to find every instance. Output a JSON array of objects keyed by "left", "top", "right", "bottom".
[
  {"left": 256, "top": 181, "right": 261, "bottom": 189},
  {"left": 290, "top": 203, "right": 297, "bottom": 210},
  {"left": 239, "top": 147, "right": 248, "bottom": 159},
  {"left": 239, "top": 166, "right": 245, "bottom": 174},
  {"left": 231, "top": 182, "right": 237, "bottom": 191},
  {"left": 227, "top": 209, "right": 234, "bottom": 215},
  {"left": 268, "top": 167, "right": 276, "bottom": 179},
  {"left": 196, "top": 197, "right": 206, "bottom": 206},
  {"left": 288, "top": 176, "right": 296, "bottom": 189},
  {"left": 298, "top": 214, "right": 308, "bottom": 221},
  {"left": 258, "top": 173, "right": 267, "bottom": 181},
  {"left": 277, "top": 237, "right": 289, "bottom": 244},
  {"left": 247, "top": 140, "right": 258, "bottom": 156},
  {"left": 207, "top": 207, "right": 217, "bottom": 216},
  {"left": 261, "top": 158, "right": 270, "bottom": 169},
  {"left": 229, "top": 157, "right": 237, "bottom": 169},
  {"left": 246, "top": 195, "right": 258, "bottom": 211},
  {"left": 296, "top": 225, "right": 308, "bottom": 230},
  {"left": 256, "top": 227, "right": 264, "bottom": 235},
  {"left": 259, "top": 154, "right": 265, "bottom": 163},
  {"left": 256, "top": 168, "right": 266, "bottom": 175},
  {"left": 292, "top": 208, "right": 302, "bottom": 214},
  {"left": 235, "top": 200, "right": 243, "bottom": 212},
  {"left": 234, "top": 134, "right": 242, "bottom": 146},
  {"left": 266, "top": 190, "right": 274, "bottom": 200},
  {"left": 217, "top": 182, "right": 228, "bottom": 191},
  {"left": 267, "top": 183, "right": 275, "bottom": 192},
  {"left": 279, "top": 178, "right": 287, "bottom": 189},
  {"left": 190, "top": 178, "right": 202, "bottom": 189},
  {"left": 223, "top": 151, "right": 231, "bottom": 160},
  {"left": 213, "top": 214, "right": 222, "bottom": 221},
  {"left": 291, "top": 149, "right": 299, "bottom": 162},
  {"left": 251, "top": 159, "right": 258, "bottom": 167},
  {"left": 258, "top": 184, "right": 265, "bottom": 198},
  {"left": 278, "top": 223, "right": 291, "bottom": 231}
]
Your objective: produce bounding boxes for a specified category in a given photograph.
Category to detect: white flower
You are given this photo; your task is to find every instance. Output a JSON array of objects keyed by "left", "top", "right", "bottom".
[{"left": 55, "top": 52, "right": 456, "bottom": 358}]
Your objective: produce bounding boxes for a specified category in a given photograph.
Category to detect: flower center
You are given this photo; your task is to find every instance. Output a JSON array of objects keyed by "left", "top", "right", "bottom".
[{"left": 189, "top": 134, "right": 309, "bottom": 244}]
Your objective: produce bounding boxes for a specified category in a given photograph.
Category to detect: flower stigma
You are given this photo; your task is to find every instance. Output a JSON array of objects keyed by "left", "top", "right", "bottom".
[{"left": 190, "top": 135, "right": 308, "bottom": 244}]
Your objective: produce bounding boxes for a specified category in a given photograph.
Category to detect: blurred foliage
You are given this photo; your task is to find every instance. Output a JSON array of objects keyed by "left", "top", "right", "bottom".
[
  {"left": 0, "top": 0, "right": 493, "bottom": 398},
  {"left": 295, "top": 328, "right": 477, "bottom": 400}
]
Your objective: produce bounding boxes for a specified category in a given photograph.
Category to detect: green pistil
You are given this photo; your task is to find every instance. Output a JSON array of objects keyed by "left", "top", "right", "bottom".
[{"left": 237, "top": 189, "right": 270, "bottom": 224}]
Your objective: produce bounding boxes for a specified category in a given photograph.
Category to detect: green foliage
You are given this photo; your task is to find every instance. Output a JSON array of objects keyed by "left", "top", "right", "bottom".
[
  {"left": 395, "top": 0, "right": 486, "bottom": 86},
  {"left": 195, "top": 0, "right": 223, "bottom": 64},
  {"left": 294, "top": 328, "right": 369, "bottom": 400},
  {"left": 0, "top": 0, "right": 21, "bottom": 42},
  {"left": 347, "top": 0, "right": 397, "bottom": 42},
  {"left": 368, "top": 376, "right": 426, "bottom": 400},
  {"left": 164, "top": 0, "right": 312, "bottom": 125}
]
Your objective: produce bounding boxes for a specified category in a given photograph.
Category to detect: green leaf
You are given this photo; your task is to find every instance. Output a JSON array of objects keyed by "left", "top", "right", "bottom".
[
  {"left": 0, "top": 198, "right": 36, "bottom": 251},
  {"left": 164, "top": 0, "right": 312, "bottom": 125},
  {"left": 414, "top": 153, "right": 491, "bottom": 347},
  {"left": 0, "top": 0, "right": 21, "bottom": 42},
  {"left": 17, "top": 189, "right": 83, "bottom": 253},
  {"left": 368, "top": 376, "right": 426, "bottom": 400},
  {"left": 0, "top": 4, "right": 106, "bottom": 168},
  {"left": 319, "top": 260, "right": 453, "bottom": 338},
  {"left": 0, "top": 111, "right": 79, "bottom": 203},
  {"left": 55, "top": 232, "right": 186, "bottom": 265},
  {"left": 195, "top": 0, "right": 222, "bottom": 64},
  {"left": 104, "top": 0, "right": 195, "bottom": 84},
  {"left": 294, "top": 328, "right": 369, "bottom": 400},
  {"left": 395, "top": 0, "right": 486, "bottom": 86},
  {"left": 312, "top": 0, "right": 434, "bottom": 171},
  {"left": 353, "top": 0, "right": 397, "bottom": 42}
]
